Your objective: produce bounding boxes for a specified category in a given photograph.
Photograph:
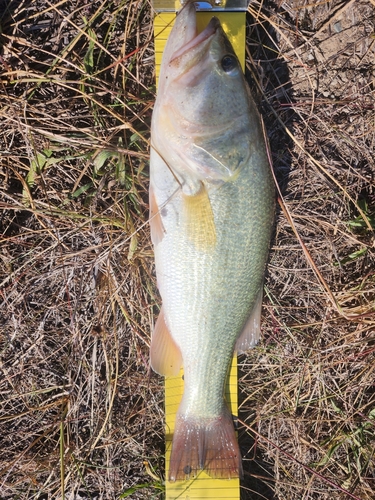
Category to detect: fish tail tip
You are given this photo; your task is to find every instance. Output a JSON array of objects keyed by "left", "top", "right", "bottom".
[{"left": 168, "top": 409, "right": 242, "bottom": 482}]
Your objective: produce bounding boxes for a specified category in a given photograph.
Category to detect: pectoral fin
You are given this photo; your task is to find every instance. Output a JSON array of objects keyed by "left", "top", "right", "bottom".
[
  {"left": 150, "top": 306, "right": 182, "bottom": 376},
  {"left": 149, "top": 185, "right": 165, "bottom": 245},
  {"left": 235, "top": 286, "right": 264, "bottom": 353},
  {"left": 182, "top": 183, "right": 216, "bottom": 251}
]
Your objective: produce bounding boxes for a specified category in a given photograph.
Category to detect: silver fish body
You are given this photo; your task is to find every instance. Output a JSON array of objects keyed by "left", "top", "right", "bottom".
[{"left": 150, "top": 3, "right": 274, "bottom": 481}]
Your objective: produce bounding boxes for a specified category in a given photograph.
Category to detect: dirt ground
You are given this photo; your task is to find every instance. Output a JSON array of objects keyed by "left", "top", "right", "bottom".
[{"left": 0, "top": 0, "right": 374, "bottom": 499}]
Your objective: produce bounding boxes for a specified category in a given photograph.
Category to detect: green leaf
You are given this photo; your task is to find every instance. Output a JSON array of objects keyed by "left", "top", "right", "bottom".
[
  {"left": 43, "top": 148, "right": 53, "bottom": 158},
  {"left": 119, "top": 483, "right": 164, "bottom": 498},
  {"left": 83, "top": 29, "right": 96, "bottom": 74},
  {"left": 347, "top": 198, "right": 375, "bottom": 231},
  {"left": 315, "top": 441, "right": 343, "bottom": 466},
  {"left": 70, "top": 183, "right": 93, "bottom": 198},
  {"left": 334, "top": 247, "right": 367, "bottom": 266},
  {"left": 128, "top": 233, "right": 138, "bottom": 261},
  {"left": 93, "top": 150, "right": 117, "bottom": 173}
]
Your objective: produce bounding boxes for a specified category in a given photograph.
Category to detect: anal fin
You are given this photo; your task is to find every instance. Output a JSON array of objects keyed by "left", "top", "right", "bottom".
[
  {"left": 235, "top": 285, "right": 264, "bottom": 353},
  {"left": 150, "top": 306, "right": 182, "bottom": 376},
  {"left": 182, "top": 183, "right": 216, "bottom": 251}
]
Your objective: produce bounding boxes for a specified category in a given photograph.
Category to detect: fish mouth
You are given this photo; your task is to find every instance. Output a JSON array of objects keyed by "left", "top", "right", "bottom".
[{"left": 170, "top": 16, "right": 220, "bottom": 64}]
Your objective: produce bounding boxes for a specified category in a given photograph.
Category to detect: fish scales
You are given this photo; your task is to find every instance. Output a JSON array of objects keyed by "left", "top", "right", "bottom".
[{"left": 150, "top": 2, "right": 274, "bottom": 482}]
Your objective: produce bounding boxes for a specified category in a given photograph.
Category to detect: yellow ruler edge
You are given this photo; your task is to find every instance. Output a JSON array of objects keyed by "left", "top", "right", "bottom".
[{"left": 153, "top": 9, "right": 246, "bottom": 500}]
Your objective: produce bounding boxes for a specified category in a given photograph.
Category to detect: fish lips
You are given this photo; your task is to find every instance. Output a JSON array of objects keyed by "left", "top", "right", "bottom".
[{"left": 169, "top": 16, "right": 221, "bottom": 66}]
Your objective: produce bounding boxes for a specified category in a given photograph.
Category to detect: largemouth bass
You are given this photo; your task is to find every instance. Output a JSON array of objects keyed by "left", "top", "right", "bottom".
[{"left": 149, "top": 2, "right": 274, "bottom": 482}]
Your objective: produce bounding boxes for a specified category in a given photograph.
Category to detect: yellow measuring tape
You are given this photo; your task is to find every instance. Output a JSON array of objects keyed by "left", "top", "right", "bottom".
[
  {"left": 164, "top": 362, "right": 240, "bottom": 499},
  {"left": 153, "top": 4, "right": 246, "bottom": 499}
]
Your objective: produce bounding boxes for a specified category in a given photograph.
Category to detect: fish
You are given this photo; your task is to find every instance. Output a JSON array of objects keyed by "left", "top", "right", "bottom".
[{"left": 149, "top": 2, "right": 274, "bottom": 482}]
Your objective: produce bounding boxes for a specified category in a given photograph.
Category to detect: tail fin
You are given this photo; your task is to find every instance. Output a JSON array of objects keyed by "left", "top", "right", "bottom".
[{"left": 168, "top": 406, "right": 242, "bottom": 482}]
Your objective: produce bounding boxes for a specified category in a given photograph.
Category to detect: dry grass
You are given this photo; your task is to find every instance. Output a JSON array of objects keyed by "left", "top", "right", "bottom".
[{"left": 0, "top": 0, "right": 374, "bottom": 499}]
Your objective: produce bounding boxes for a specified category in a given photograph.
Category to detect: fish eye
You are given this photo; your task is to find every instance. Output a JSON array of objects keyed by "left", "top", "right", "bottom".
[{"left": 221, "top": 55, "right": 238, "bottom": 74}]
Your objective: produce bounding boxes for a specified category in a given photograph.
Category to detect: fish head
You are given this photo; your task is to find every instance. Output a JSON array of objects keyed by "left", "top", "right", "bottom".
[{"left": 153, "top": 3, "right": 257, "bottom": 187}]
